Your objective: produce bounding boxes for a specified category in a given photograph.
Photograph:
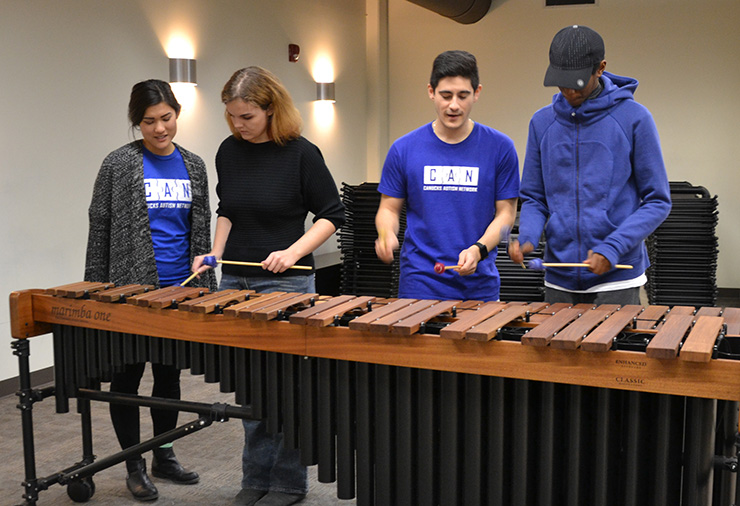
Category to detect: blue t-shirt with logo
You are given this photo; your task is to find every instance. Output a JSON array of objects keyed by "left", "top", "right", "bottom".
[
  {"left": 378, "top": 122, "right": 520, "bottom": 301},
  {"left": 143, "top": 147, "right": 192, "bottom": 286}
]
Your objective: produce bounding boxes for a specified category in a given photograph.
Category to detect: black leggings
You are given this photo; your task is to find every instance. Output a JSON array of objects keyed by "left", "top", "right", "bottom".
[{"left": 109, "top": 362, "right": 181, "bottom": 455}]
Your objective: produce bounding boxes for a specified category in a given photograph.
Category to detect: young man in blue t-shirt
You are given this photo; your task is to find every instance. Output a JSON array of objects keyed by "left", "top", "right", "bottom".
[{"left": 375, "top": 50, "right": 520, "bottom": 301}]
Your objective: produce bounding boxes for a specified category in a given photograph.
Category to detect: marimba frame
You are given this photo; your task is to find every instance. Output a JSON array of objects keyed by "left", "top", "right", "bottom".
[{"left": 9, "top": 285, "right": 740, "bottom": 506}]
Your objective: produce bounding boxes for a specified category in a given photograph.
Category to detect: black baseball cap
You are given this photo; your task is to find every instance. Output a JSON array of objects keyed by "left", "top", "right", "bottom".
[{"left": 544, "top": 25, "right": 605, "bottom": 90}]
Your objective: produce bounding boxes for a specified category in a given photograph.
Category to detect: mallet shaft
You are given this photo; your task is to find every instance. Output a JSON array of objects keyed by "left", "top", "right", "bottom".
[
  {"left": 180, "top": 271, "right": 200, "bottom": 286},
  {"left": 543, "top": 262, "right": 633, "bottom": 269},
  {"left": 218, "top": 259, "right": 313, "bottom": 270}
]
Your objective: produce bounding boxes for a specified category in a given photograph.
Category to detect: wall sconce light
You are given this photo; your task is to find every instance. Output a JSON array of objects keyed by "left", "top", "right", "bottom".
[
  {"left": 169, "top": 58, "right": 197, "bottom": 85},
  {"left": 316, "top": 82, "right": 335, "bottom": 102}
]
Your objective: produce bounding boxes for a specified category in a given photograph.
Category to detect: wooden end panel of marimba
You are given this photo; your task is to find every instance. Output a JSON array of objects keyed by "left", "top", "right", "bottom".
[{"left": 9, "top": 290, "right": 53, "bottom": 338}]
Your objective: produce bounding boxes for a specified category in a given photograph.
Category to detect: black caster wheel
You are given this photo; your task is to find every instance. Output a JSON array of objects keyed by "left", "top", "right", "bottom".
[{"left": 67, "top": 477, "right": 96, "bottom": 502}]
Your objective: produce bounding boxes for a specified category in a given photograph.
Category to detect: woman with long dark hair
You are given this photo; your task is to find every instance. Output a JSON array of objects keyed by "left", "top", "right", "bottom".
[{"left": 85, "top": 79, "right": 216, "bottom": 501}]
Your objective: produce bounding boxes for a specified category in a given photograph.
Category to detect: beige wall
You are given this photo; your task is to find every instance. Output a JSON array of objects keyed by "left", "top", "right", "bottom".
[
  {"left": 2, "top": 0, "right": 738, "bottom": 382},
  {"left": 383, "top": 0, "right": 740, "bottom": 290},
  {"left": 0, "top": 0, "right": 368, "bottom": 382}
]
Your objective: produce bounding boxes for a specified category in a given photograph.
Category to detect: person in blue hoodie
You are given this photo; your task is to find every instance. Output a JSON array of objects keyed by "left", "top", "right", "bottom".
[{"left": 509, "top": 25, "right": 671, "bottom": 305}]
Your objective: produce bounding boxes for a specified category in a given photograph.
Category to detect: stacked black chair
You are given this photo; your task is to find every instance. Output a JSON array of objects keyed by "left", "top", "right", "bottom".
[
  {"left": 338, "top": 182, "right": 405, "bottom": 297},
  {"left": 339, "top": 183, "right": 546, "bottom": 301},
  {"left": 646, "top": 181, "right": 719, "bottom": 307},
  {"left": 495, "top": 222, "right": 546, "bottom": 302}
]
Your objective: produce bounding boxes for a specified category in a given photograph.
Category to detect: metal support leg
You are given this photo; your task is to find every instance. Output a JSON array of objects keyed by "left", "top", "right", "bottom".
[
  {"left": 77, "top": 396, "right": 96, "bottom": 468},
  {"left": 12, "top": 338, "right": 54, "bottom": 505}
]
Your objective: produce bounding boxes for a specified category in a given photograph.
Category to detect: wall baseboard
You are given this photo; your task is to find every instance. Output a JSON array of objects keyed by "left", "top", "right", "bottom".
[
  {"left": 718, "top": 287, "right": 740, "bottom": 306},
  {"left": 0, "top": 366, "right": 54, "bottom": 398}
]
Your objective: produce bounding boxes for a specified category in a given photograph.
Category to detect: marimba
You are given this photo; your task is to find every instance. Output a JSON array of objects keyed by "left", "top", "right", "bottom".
[{"left": 9, "top": 282, "right": 740, "bottom": 506}]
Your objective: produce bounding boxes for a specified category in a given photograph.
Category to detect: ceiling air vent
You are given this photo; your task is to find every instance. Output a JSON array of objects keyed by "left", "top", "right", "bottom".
[
  {"left": 407, "top": 0, "right": 492, "bottom": 24},
  {"left": 545, "top": 0, "right": 596, "bottom": 5}
]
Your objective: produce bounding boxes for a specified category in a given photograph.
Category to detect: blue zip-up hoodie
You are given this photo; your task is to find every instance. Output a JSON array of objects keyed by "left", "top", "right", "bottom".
[{"left": 518, "top": 72, "right": 671, "bottom": 291}]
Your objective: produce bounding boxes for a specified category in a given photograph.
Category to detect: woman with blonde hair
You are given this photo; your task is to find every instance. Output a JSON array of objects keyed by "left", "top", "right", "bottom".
[{"left": 192, "top": 66, "right": 344, "bottom": 506}]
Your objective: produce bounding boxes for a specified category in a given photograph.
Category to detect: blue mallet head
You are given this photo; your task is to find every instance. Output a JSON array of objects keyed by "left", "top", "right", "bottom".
[
  {"left": 528, "top": 258, "right": 545, "bottom": 271},
  {"left": 203, "top": 255, "right": 218, "bottom": 267}
]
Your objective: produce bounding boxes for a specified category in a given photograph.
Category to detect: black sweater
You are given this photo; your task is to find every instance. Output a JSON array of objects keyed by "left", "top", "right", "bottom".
[{"left": 215, "top": 135, "right": 345, "bottom": 277}]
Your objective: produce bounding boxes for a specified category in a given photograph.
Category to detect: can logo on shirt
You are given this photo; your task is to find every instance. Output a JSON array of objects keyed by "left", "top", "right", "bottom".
[{"left": 423, "top": 165, "right": 479, "bottom": 192}]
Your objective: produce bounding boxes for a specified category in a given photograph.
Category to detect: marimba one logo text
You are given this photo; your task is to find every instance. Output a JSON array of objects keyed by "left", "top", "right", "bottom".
[{"left": 51, "top": 305, "right": 111, "bottom": 322}]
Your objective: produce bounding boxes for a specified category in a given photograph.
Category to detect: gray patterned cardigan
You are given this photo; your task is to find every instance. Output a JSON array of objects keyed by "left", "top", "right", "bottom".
[{"left": 84, "top": 140, "right": 216, "bottom": 290}]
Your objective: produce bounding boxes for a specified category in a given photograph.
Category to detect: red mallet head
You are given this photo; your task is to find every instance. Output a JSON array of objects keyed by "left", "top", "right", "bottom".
[
  {"left": 528, "top": 258, "right": 545, "bottom": 271},
  {"left": 434, "top": 262, "right": 445, "bottom": 274}
]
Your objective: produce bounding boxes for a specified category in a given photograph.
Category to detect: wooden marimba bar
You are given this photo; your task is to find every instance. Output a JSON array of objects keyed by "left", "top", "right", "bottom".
[{"left": 9, "top": 282, "right": 740, "bottom": 506}]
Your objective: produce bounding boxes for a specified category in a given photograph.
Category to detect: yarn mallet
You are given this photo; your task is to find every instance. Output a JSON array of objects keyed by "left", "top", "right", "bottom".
[
  {"left": 434, "top": 224, "right": 518, "bottom": 275},
  {"left": 433, "top": 262, "right": 461, "bottom": 274},
  {"left": 181, "top": 255, "right": 312, "bottom": 286},
  {"left": 202, "top": 255, "right": 312, "bottom": 270},
  {"left": 526, "top": 258, "right": 633, "bottom": 271}
]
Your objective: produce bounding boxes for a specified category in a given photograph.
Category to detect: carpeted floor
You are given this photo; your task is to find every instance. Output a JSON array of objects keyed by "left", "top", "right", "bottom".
[{"left": 0, "top": 366, "right": 356, "bottom": 505}]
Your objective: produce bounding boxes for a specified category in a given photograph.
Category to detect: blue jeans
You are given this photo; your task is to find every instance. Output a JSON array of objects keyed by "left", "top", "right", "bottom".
[{"left": 219, "top": 273, "right": 314, "bottom": 495}]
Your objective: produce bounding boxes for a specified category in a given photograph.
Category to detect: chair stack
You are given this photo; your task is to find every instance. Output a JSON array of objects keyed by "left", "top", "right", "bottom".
[
  {"left": 338, "top": 182, "right": 405, "bottom": 297},
  {"left": 339, "top": 183, "right": 547, "bottom": 301},
  {"left": 496, "top": 208, "right": 546, "bottom": 302},
  {"left": 646, "top": 181, "right": 719, "bottom": 307},
  {"left": 495, "top": 238, "right": 546, "bottom": 302}
]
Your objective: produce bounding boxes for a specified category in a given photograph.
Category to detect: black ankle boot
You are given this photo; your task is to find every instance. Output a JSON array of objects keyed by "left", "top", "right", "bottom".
[
  {"left": 126, "top": 458, "right": 159, "bottom": 501},
  {"left": 151, "top": 447, "right": 199, "bottom": 484}
]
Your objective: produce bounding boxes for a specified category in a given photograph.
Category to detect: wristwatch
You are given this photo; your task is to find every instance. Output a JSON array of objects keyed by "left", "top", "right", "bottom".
[{"left": 474, "top": 242, "right": 488, "bottom": 260}]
